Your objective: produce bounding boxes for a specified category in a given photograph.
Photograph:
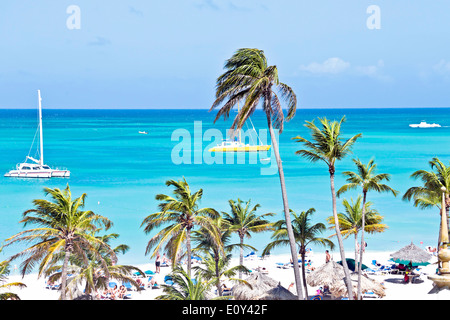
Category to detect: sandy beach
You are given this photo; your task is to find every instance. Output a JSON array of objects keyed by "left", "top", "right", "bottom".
[{"left": 6, "top": 249, "right": 448, "bottom": 301}]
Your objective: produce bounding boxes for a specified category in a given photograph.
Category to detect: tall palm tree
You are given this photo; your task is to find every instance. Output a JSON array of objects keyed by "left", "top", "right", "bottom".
[
  {"left": 293, "top": 116, "right": 362, "bottom": 299},
  {"left": 326, "top": 197, "right": 387, "bottom": 264},
  {"left": 262, "top": 208, "right": 334, "bottom": 298},
  {"left": 210, "top": 48, "right": 302, "bottom": 299},
  {"left": 221, "top": 199, "right": 274, "bottom": 279},
  {"left": 403, "top": 157, "right": 450, "bottom": 259},
  {"left": 192, "top": 215, "right": 246, "bottom": 296},
  {"left": 337, "top": 158, "right": 397, "bottom": 299},
  {"left": 141, "top": 178, "right": 220, "bottom": 277},
  {"left": 4, "top": 185, "right": 114, "bottom": 300}
]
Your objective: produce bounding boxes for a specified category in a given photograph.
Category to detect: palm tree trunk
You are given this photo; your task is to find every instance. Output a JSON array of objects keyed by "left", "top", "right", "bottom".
[
  {"left": 61, "top": 248, "right": 70, "bottom": 300},
  {"left": 354, "top": 233, "right": 359, "bottom": 265},
  {"left": 239, "top": 235, "right": 244, "bottom": 280},
  {"left": 215, "top": 253, "right": 222, "bottom": 296},
  {"left": 266, "top": 116, "right": 304, "bottom": 300},
  {"left": 186, "top": 229, "right": 192, "bottom": 278},
  {"left": 357, "top": 191, "right": 367, "bottom": 300},
  {"left": 329, "top": 168, "right": 354, "bottom": 300},
  {"left": 300, "top": 250, "right": 308, "bottom": 298}
]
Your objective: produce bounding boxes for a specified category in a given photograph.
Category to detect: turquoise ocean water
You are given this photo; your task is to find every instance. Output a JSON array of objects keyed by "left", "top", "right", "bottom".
[{"left": 0, "top": 108, "right": 449, "bottom": 266}]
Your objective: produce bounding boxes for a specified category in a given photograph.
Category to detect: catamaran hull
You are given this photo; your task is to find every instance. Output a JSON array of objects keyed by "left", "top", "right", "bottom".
[
  {"left": 4, "top": 170, "right": 70, "bottom": 178},
  {"left": 208, "top": 145, "right": 271, "bottom": 152}
]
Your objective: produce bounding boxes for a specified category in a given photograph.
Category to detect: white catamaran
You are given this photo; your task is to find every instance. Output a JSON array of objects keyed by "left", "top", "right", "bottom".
[{"left": 4, "top": 90, "right": 70, "bottom": 178}]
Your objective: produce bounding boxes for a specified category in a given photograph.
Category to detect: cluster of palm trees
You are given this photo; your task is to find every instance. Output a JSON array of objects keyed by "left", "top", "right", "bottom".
[
  {"left": 209, "top": 48, "right": 400, "bottom": 300},
  {"left": 2, "top": 185, "right": 145, "bottom": 300}
]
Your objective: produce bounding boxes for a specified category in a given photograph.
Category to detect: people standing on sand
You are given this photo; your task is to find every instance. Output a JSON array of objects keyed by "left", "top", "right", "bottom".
[
  {"left": 155, "top": 252, "right": 161, "bottom": 273},
  {"left": 325, "top": 250, "right": 331, "bottom": 263}
]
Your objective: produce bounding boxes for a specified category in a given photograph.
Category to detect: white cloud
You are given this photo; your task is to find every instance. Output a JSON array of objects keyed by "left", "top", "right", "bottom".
[
  {"left": 299, "top": 58, "right": 391, "bottom": 81},
  {"left": 299, "top": 57, "right": 350, "bottom": 74},
  {"left": 355, "top": 60, "right": 384, "bottom": 76},
  {"left": 433, "top": 59, "right": 450, "bottom": 74}
]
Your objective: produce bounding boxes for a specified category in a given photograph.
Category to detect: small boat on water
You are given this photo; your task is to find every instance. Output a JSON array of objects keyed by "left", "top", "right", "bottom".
[
  {"left": 4, "top": 90, "right": 70, "bottom": 178},
  {"left": 139, "top": 131, "right": 148, "bottom": 134},
  {"left": 208, "top": 103, "right": 271, "bottom": 152},
  {"left": 409, "top": 121, "right": 441, "bottom": 128}
]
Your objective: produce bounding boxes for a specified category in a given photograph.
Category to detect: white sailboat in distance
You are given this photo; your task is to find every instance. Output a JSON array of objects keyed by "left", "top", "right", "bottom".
[{"left": 4, "top": 90, "right": 70, "bottom": 178}]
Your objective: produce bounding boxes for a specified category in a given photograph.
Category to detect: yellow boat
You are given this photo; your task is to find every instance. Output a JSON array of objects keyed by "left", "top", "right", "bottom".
[
  {"left": 208, "top": 141, "right": 271, "bottom": 152},
  {"left": 209, "top": 103, "right": 271, "bottom": 152}
]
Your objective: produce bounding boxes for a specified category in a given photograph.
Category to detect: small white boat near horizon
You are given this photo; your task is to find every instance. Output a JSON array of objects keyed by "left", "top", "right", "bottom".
[
  {"left": 4, "top": 90, "right": 70, "bottom": 179},
  {"left": 139, "top": 131, "right": 148, "bottom": 134},
  {"left": 409, "top": 121, "right": 441, "bottom": 128}
]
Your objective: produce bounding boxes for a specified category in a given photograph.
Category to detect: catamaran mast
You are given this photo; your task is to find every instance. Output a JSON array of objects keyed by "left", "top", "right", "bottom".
[{"left": 38, "top": 90, "right": 44, "bottom": 166}]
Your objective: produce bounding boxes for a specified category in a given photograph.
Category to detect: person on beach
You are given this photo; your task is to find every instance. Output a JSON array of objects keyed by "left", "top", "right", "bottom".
[
  {"left": 325, "top": 250, "right": 331, "bottom": 263},
  {"left": 162, "top": 253, "right": 171, "bottom": 266},
  {"left": 288, "top": 282, "right": 295, "bottom": 293},
  {"left": 118, "top": 285, "right": 127, "bottom": 299},
  {"left": 109, "top": 285, "right": 119, "bottom": 300},
  {"left": 155, "top": 253, "right": 161, "bottom": 273}
]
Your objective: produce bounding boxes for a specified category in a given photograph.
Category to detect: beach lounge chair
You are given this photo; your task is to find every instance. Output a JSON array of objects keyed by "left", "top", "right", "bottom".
[
  {"left": 363, "top": 291, "right": 379, "bottom": 299},
  {"left": 276, "top": 262, "right": 290, "bottom": 269},
  {"left": 46, "top": 282, "right": 60, "bottom": 290}
]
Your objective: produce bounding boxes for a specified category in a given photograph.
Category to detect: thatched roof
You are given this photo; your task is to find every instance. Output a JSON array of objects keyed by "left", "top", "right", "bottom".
[
  {"left": 232, "top": 272, "right": 279, "bottom": 300},
  {"left": 329, "top": 272, "right": 386, "bottom": 298},
  {"left": 255, "top": 283, "right": 297, "bottom": 300},
  {"left": 390, "top": 242, "right": 432, "bottom": 265},
  {"left": 306, "top": 261, "right": 345, "bottom": 287}
]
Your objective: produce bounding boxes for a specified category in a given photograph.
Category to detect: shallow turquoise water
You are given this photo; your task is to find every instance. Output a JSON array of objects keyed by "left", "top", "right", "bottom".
[{"left": 0, "top": 108, "right": 448, "bottom": 265}]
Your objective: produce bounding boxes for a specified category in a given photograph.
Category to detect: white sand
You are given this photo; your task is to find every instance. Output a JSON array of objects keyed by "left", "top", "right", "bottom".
[{"left": 5, "top": 250, "right": 448, "bottom": 300}]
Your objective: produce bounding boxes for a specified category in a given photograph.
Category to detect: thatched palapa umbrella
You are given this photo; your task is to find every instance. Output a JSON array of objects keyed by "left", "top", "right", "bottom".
[
  {"left": 329, "top": 272, "right": 386, "bottom": 299},
  {"left": 306, "top": 260, "right": 345, "bottom": 288},
  {"left": 255, "top": 283, "right": 297, "bottom": 300},
  {"left": 390, "top": 242, "right": 432, "bottom": 266},
  {"left": 232, "top": 272, "right": 279, "bottom": 300}
]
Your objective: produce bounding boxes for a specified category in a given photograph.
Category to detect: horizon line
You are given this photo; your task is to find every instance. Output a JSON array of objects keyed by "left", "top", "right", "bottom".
[{"left": 1, "top": 106, "right": 450, "bottom": 110}]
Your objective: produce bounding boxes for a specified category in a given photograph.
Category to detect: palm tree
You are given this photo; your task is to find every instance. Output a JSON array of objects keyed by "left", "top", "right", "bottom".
[
  {"left": 4, "top": 185, "right": 114, "bottom": 300},
  {"left": 292, "top": 116, "right": 362, "bottom": 299},
  {"left": 156, "top": 265, "right": 214, "bottom": 300},
  {"left": 262, "top": 208, "right": 334, "bottom": 298},
  {"left": 193, "top": 252, "right": 250, "bottom": 298},
  {"left": 210, "top": 48, "right": 302, "bottom": 299},
  {"left": 221, "top": 199, "right": 274, "bottom": 279},
  {"left": 337, "top": 158, "right": 397, "bottom": 299},
  {"left": 141, "top": 178, "right": 220, "bottom": 278},
  {"left": 192, "top": 215, "right": 243, "bottom": 296},
  {"left": 403, "top": 157, "right": 450, "bottom": 258},
  {"left": 0, "top": 248, "right": 26, "bottom": 300},
  {"left": 51, "top": 232, "right": 145, "bottom": 299},
  {"left": 326, "top": 196, "right": 387, "bottom": 264}
]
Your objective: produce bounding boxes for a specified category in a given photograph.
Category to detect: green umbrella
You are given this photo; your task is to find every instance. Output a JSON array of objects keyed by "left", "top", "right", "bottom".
[
  {"left": 337, "top": 258, "right": 368, "bottom": 272},
  {"left": 391, "top": 259, "right": 429, "bottom": 267}
]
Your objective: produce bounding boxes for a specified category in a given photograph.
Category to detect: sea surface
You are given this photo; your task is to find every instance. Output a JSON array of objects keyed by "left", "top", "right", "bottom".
[{"left": 0, "top": 107, "right": 449, "bottom": 266}]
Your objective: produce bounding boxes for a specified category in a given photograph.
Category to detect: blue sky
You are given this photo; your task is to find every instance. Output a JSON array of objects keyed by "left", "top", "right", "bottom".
[{"left": 1, "top": 0, "right": 450, "bottom": 108}]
